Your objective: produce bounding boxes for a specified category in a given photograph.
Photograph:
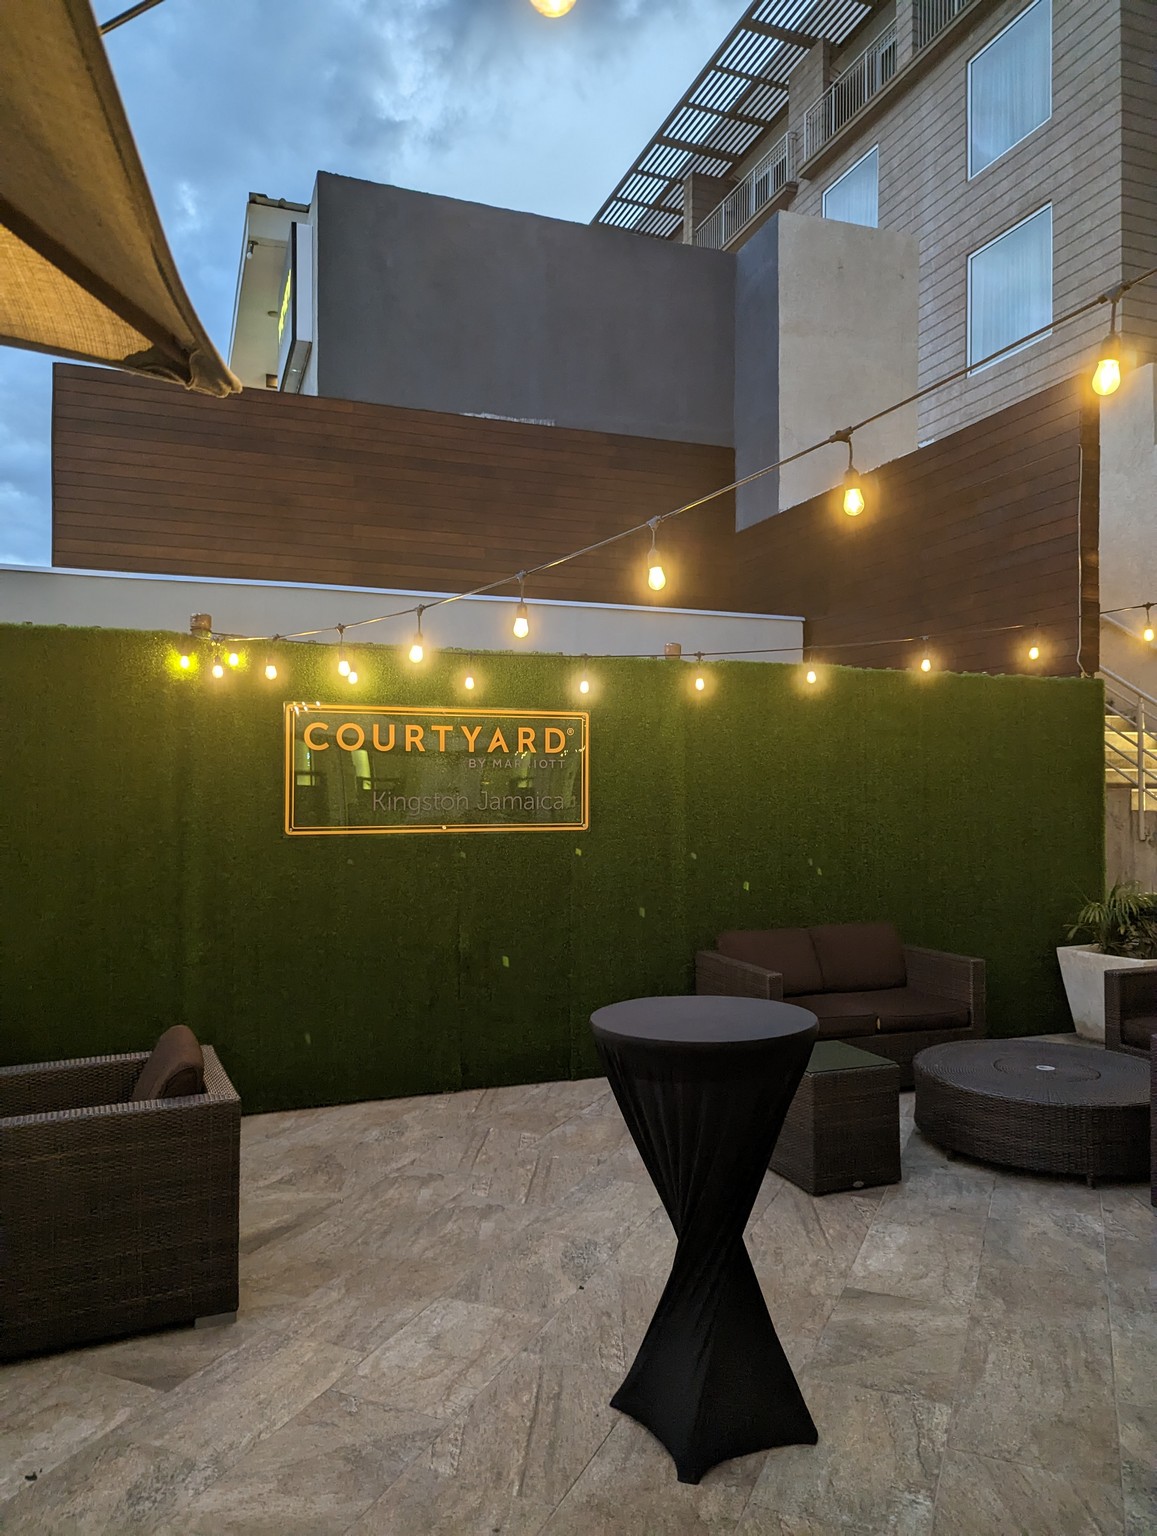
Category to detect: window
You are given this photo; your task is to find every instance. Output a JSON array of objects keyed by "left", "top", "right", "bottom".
[
  {"left": 968, "top": 205, "right": 1052, "bottom": 370},
  {"left": 968, "top": 0, "right": 1051, "bottom": 177},
  {"left": 822, "top": 147, "right": 878, "bottom": 228}
]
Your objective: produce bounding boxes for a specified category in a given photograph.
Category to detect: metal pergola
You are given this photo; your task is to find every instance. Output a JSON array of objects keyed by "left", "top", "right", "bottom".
[{"left": 592, "top": 0, "right": 879, "bottom": 239}]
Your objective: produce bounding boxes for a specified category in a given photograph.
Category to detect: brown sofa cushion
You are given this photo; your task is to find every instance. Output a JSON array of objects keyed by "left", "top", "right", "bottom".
[
  {"left": 131, "top": 1025, "right": 205, "bottom": 1102},
  {"left": 1122, "top": 1013, "right": 1157, "bottom": 1050},
  {"left": 868, "top": 987, "right": 970, "bottom": 1033},
  {"left": 810, "top": 922, "right": 907, "bottom": 993},
  {"left": 717, "top": 928, "right": 823, "bottom": 996},
  {"left": 792, "top": 994, "right": 879, "bottom": 1039}
]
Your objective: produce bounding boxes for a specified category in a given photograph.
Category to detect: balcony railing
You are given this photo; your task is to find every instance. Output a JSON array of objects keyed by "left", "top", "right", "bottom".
[
  {"left": 915, "top": 0, "right": 976, "bottom": 51},
  {"left": 803, "top": 23, "right": 897, "bottom": 162},
  {"left": 693, "top": 132, "right": 797, "bottom": 251}
]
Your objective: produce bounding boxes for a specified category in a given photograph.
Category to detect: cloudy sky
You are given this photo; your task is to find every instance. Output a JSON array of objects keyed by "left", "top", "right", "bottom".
[{"left": 0, "top": 0, "right": 745, "bottom": 565}]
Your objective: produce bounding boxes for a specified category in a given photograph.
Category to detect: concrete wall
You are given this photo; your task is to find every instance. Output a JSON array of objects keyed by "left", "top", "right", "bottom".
[
  {"left": 734, "top": 212, "right": 918, "bottom": 527},
  {"left": 0, "top": 567, "right": 803, "bottom": 665},
  {"left": 1099, "top": 363, "right": 1157, "bottom": 697},
  {"left": 314, "top": 173, "right": 735, "bottom": 446}
]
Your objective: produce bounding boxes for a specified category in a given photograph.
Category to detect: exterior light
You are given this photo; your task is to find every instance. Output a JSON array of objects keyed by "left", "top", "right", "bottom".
[
  {"left": 1028, "top": 644, "right": 1040, "bottom": 661},
  {"left": 178, "top": 652, "right": 192, "bottom": 670},
  {"left": 578, "top": 657, "right": 590, "bottom": 695},
  {"left": 227, "top": 651, "right": 240, "bottom": 668},
  {"left": 530, "top": 0, "right": 577, "bottom": 15},
  {"left": 920, "top": 655, "right": 932, "bottom": 673},
  {"left": 1092, "top": 297, "right": 1123, "bottom": 397},
  {"left": 408, "top": 606, "right": 425, "bottom": 664},
  {"left": 1144, "top": 606, "right": 1154, "bottom": 644},
  {"left": 347, "top": 669, "right": 358, "bottom": 685},
  {"left": 211, "top": 659, "right": 224, "bottom": 679},
  {"left": 513, "top": 577, "right": 530, "bottom": 639},
  {"left": 646, "top": 521, "right": 667, "bottom": 591},
  {"left": 836, "top": 430, "right": 865, "bottom": 516},
  {"left": 464, "top": 673, "right": 475, "bottom": 690},
  {"left": 264, "top": 659, "right": 278, "bottom": 680},
  {"left": 694, "top": 653, "right": 705, "bottom": 691},
  {"left": 806, "top": 668, "right": 818, "bottom": 685}
]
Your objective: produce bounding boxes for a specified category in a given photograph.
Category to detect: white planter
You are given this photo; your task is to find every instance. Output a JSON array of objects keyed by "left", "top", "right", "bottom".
[{"left": 1055, "top": 945, "right": 1150, "bottom": 1042}]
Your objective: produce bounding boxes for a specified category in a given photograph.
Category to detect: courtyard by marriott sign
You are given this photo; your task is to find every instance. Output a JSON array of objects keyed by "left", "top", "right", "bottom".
[{"left": 284, "top": 705, "right": 589, "bottom": 835}]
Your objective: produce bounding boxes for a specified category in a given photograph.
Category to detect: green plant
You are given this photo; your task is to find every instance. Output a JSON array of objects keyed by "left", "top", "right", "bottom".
[{"left": 1068, "top": 881, "right": 1157, "bottom": 958}]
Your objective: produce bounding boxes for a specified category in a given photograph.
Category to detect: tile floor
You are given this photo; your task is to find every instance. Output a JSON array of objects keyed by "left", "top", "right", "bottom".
[{"left": 1, "top": 1066, "right": 1153, "bottom": 1534}]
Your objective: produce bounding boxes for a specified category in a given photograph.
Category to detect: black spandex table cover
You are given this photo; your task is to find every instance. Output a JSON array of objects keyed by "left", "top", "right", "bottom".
[{"left": 591, "top": 995, "right": 819, "bottom": 1483}]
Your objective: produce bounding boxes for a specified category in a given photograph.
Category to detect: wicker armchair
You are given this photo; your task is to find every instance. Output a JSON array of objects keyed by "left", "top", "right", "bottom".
[
  {"left": 0, "top": 1047, "right": 240, "bottom": 1363},
  {"left": 1104, "top": 965, "right": 1157, "bottom": 1058}
]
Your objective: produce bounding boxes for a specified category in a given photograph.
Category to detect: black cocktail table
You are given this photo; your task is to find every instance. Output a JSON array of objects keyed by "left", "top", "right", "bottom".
[{"left": 591, "top": 995, "right": 819, "bottom": 1484}]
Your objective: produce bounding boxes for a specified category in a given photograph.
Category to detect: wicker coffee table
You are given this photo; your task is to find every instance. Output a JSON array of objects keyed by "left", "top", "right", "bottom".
[
  {"left": 771, "top": 1042, "right": 901, "bottom": 1195},
  {"left": 914, "top": 1040, "right": 1150, "bottom": 1184}
]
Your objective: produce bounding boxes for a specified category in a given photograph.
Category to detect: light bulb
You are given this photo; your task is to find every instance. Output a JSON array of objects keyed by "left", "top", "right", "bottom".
[
  {"left": 1145, "top": 623, "right": 1155, "bottom": 644},
  {"left": 264, "top": 660, "right": 278, "bottom": 680},
  {"left": 347, "top": 669, "right": 358, "bottom": 685},
  {"left": 408, "top": 635, "right": 424, "bottom": 663},
  {"left": 920, "top": 656, "right": 932, "bottom": 673},
  {"left": 464, "top": 673, "right": 475, "bottom": 690},
  {"left": 211, "top": 661, "right": 224, "bottom": 679},
  {"left": 806, "top": 669, "right": 817, "bottom": 685},
  {"left": 694, "top": 674, "right": 705, "bottom": 692},
  {"left": 529, "top": 0, "right": 577, "bottom": 15},
  {"left": 647, "top": 560, "right": 667, "bottom": 591},
  {"left": 513, "top": 602, "right": 530, "bottom": 640},
  {"left": 227, "top": 652, "right": 240, "bottom": 668},
  {"left": 338, "top": 655, "right": 350, "bottom": 677},
  {"left": 842, "top": 478, "right": 865, "bottom": 517},
  {"left": 178, "top": 653, "right": 192, "bottom": 670},
  {"left": 1092, "top": 356, "right": 1121, "bottom": 397},
  {"left": 1028, "top": 645, "right": 1040, "bottom": 661},
  {"left": 579, "top": 675, "right": 590, "bottom": 695}
]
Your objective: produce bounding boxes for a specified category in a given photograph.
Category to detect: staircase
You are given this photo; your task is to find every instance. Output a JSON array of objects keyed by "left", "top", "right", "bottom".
[{"left": 1101, "top": 669, "right": 1157, "bottom": 885}]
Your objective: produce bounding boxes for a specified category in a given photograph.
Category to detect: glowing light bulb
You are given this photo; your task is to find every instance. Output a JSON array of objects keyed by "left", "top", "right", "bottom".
[
  {"left": 178, "top": 653, "right": 192, "bottom": 670},
  {"left": 347, "top": 669, "right": 358, "bottom": 685},
  {"left": 1028, "top": 645, "right": 1040, "bottom": 661},
  {"left": 529, "top": 0, "right": 577, "bottom": 15},
  {"left": 513, "top": 602, "right": 530, "bottom": 640},
  {"left": 647, "top": 560, "right": 667, "bottom": 591},
  {"left": 408, "top": 634, "right": 424, "bottom": 663},
  {"left": 806, "top": 669, "right": 817, "bottom": 685},
  {"left": 579, "top": 675, "right": 590, "bottom": 695},
  {"left": 464, "top": 673, "right": 475, "bottom": 690},
  {"left": 694, "top": 674, "right": 705, "bottom": 692},
  {"left": 1092, "top": 356, "right": 1121, "bottom": 397},
  {"left": 264, "top": 660, "right": 278, "bottom": 681},
  {"left": 920, "top": 656, "right": 932, "bottom": 673},
  {"left": 1146, "top": 621, "right": 1155, "bottom": 644},
  {"left": 842, "top": 478, "right": 865, "bottom": 517},
  {"left": 338, "top": 655, "right": 350, "bottom": 677},
  {"left": 211, "top": 661, "right": 224, "bottom": 679},
  {"left": 227, "top": 652, "right": 240, "bottom": 668}
]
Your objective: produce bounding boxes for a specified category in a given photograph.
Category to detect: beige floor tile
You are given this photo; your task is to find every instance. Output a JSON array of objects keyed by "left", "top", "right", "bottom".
[
  {"left": 740, "top": 1379, "right": 950, "bottom": 1536},
  {"left": 0, "top": 1432, "right": 201, "bottom": 1534},
  {"left": 807, "top": 1288, "right": 970, "bottom": 1403},
  {"left": 1118, "top": 1399, "right": 1157, "bottom": 1536},
  {"left": 80, "top": 1316, "right": 268, "bottom": 1394},
  {"left": 844, "top": 1218, "right": 985, "bottom": 1310},
  {"left": 932, "top": 1448, "right": 1123, "bottom": 1535}
]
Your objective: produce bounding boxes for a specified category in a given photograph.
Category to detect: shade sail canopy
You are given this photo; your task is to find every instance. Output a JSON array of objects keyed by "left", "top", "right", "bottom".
[{"left": 0, "top": 0, "right": 240, "bottom": 396}]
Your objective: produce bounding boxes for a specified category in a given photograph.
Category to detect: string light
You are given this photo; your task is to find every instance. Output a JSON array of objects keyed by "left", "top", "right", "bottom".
[
  {"left": 464, "top": 656, "right": 476, "bottom": 690},
  {"left": 227, "top": 651, "right": 240, "bottom": 668},
  {"left": 337, "top": 624, "right": 350, "bottom": 677},
  {"left": 835, "top": 430, "right": 865, "bottom": 517},
  {"left": 347, "top": 668, "right": 359, "bottom": 685},
  {"left": 178, "top": 652, "right": 192, "bottom": 670},
  {"left": 408, "top": 607, "right": 425, "bottom": 664},
  {"left": 513, "top": 576, "right": 530, "bottom": 640},
  {"left": 694, "top": 653, "right": 705, "bottom": 692},
  {"left": 806, "top": 668, "right": 818, "bottom": 685},
  {"left": 578, "top": 656, "right": 590, "bottom": 695},
  {"left": 264, "top": 658, "right": 278, "bottom": 680},
  {"left": 211, "top": 649, "right": 225, "bottom": 679},
  {"left": 1028, "top": 643, "right": 1040, "bottom": 662},
  {"left": 1092, "top": 292, "right": 1123, "bottom": 397},
  {"left": 1144, "top": 605, "right": 1154, "bottom": 644},
  {"left": 646, "top": 521, "right": 667, "bottom": 591}
]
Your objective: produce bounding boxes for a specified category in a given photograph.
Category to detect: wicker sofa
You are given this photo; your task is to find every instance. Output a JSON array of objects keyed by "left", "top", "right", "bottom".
[
  {"left": 697, "top": 921, "right": 985, "bottom": 1088},
  {"left": 0, "top": 1046, "right": 240, "bottom": 1363},
  {"left": 1104, "top": 965, "right": 1157, "bottom": 1058}
]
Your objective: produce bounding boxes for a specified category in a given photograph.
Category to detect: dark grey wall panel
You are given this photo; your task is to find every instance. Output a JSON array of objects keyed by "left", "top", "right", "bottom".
[{"left": 733, "top": 215, "right": 780, "bottom": 529}]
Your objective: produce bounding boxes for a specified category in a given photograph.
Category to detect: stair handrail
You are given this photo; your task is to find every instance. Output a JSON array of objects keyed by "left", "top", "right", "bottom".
[
  {"left": 1100, "top": 667, "right": 1157, "bottom": 841},
  {"left": 1098, "top": 666, "right": 1157, "bottom": 718}
]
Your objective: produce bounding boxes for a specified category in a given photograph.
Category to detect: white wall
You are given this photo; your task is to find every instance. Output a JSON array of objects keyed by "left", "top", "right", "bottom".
[
  {"left": 0, "top": 567, "right": 803, "bottom": 666},
  {"left": 776, "top": 212, "right": 920, "bottom": 512},
  {"left": 1099, "top": 363, "right": 1157, "bottom": 697}
]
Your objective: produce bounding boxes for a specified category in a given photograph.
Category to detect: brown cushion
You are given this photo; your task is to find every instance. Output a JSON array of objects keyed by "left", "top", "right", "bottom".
[
  {"left": 867, "top": 987, "right": 970, "bottom": 1034},
  {"left": 1121, "top": 1013, "right": 1157, "bottom": 1049},
  {"left": 717, "top": 928, "right": 823, "bottom": 996},
  {"left": 130, "top": 1025, "right": 205, "bottom": 1102},
  {"left": 792, "top": 994, "right": 879, "bottom": 1039},
  {"left": 810, "top": 922, "right": 907, "bottom": 992}
]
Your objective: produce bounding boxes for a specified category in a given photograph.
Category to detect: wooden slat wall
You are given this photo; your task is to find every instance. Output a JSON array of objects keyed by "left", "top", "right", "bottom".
[
  {"left": 52, "top": 365, "right": 737, "bottom": 609},
  {"left": 730, "top": 378, "right": 1097, "bottom": 676}
]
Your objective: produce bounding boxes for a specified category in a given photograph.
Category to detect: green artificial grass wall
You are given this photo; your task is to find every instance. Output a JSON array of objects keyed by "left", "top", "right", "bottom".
[{"left": 1, "top": 626, "right": 1104, "bottom": 1112}]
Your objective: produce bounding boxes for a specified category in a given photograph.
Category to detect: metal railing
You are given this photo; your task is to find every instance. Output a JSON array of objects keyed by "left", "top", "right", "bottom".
[
  {"left": 803, "top": 23, "right": 897, "bottom": 162},
  {"left": 693, "top": 133, "right": 798, "bottom": 251},
  {"left": 1101, "top": 667, "right": 1157, "bottom": 841},
  {"left": 914, "top": 0, "right": 977, "bottom": 52}
]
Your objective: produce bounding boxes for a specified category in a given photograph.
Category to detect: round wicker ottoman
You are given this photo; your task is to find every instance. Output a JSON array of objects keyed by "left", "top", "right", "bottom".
[{"left": 913, "top": 1041, "right": 1150, "bottom": 1183}]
